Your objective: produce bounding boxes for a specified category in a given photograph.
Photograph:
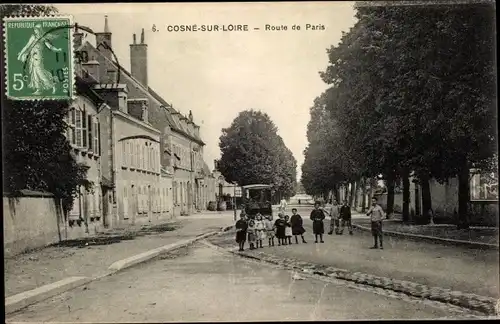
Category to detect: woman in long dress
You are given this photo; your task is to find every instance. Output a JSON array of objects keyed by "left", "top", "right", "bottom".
[{"left": 17, "top": 23, "right": 63, "bottom": 95}]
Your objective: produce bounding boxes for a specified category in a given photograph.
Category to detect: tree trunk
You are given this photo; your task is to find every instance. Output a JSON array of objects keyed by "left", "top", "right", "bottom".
[
  {"left": 349, "top": 181, "right": 356, "bottom": 207},
  {"left": 386, "top": 173, "right": 395, "bottom": 219},
  {"left": 420, "top": 174, "right": 432, "bottom": 224},
  {"left": 333, "top": 184, "right": 340, "bottom": 203},
  {"left": 457, "top": 164, "right": 470, "bottom": 229},
  {"left": 353, "top": 179, "right": 359, "bottom": 210},
  {"left": 402, "top": 170, "right": 410, "bottom": 223},
  {"left": 368, "top": 179, "right": 373, "bottom": 209},
  {"left": 361, "top": 178, "right": 367, "bottom": 212}
]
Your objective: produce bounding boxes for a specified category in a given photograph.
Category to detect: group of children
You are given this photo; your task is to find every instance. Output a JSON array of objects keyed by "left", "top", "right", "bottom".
[
  {"left": 235, "top": 197, "right": 387, "bottom": 251},
  {"left": 235, "top": 208, "right": 307, "bottom": 251}
]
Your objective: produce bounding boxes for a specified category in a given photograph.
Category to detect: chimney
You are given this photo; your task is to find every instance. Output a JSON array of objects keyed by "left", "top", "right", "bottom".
[
  {"left": 130, "top": 28, "right": 148, "bottom": 87},
  {"left": 189, "top": 110, "right": 193, "bottom": 122},
  {"left": 74, "top": 32, "right": 83, "bottom": 48},
  {"left": 107, "top": 69, "right": 117, "bottom": 84},
  {"left": 95, "top": 15, "right": 112, "bottom": 59}
]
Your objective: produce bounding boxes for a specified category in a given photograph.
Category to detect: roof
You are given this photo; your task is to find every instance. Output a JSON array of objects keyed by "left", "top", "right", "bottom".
[
  {"left": 242, "top": 184, "right": 273, "bottom": 190},
  {"left": 202, "top": 161, "right": 212, "bottom": 176},
  {"left": 80, "top": 41, "right": 204, "bottom": 145}
]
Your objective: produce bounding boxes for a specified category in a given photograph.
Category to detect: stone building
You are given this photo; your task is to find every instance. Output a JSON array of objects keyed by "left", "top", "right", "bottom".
[
  {"left": 65, "top": 76, "right": 106, "bottom": 228},
  {"left": 76, "top": 16, "right": 211, "bottom": 221}
]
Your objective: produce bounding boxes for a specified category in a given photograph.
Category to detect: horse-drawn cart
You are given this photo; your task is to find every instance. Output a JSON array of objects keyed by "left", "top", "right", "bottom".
[{"left": 242, "top": 184, "right": 273, "bottom": 220}]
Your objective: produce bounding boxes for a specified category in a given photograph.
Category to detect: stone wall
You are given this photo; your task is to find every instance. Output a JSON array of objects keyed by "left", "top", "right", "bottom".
[{"left": 3, "top": 191, "right": 101, "bottom": 257}]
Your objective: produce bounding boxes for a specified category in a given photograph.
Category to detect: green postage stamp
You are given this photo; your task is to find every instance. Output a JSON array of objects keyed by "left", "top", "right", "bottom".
[{"left": 3, "top": 16, "right": 75, "bottom": 101}]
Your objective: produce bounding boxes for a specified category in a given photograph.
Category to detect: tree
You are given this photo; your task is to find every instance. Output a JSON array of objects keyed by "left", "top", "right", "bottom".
[
  {"left": 1, "top": 4, "right": 91, "bottom": 214},
  {"left": 217, "top": 110, "right": 297, "bottom": 199},
  {"left": 316, "top": 3, "right": 496, "bottom": 227}
]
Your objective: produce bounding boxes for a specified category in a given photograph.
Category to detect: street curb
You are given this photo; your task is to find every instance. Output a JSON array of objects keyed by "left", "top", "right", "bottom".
[
  {"left": 5, "top": 226, "right": 233, "bottom": 316},
  {"left": 5, "top": 276, "right": 92, "bottom": 315},
  {"left": 352, "top": 224, "right": 499, "bottom": 250},
  {"left": 108, "top": 230, "right": 224, "bottom": 271},
  {"left": 221, "top": 248, "right": 498, "bottom": 316}
]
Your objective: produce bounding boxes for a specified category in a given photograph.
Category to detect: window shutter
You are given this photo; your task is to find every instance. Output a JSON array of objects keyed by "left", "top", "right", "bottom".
[
  {"left": 88, "top": 115, "right": 93, "bottom": 151},
  {"left": 75, "top": 110, "right": 82, "bottom": 147},
  {"left": 82, "top": 108, "right": 87, "bottom": 148},
  {"left": 97, "top": 119, "right": 101, "bottom": 155},
  {"left": 94, "top": 117, "right": 99, "bottom": 155},
  {"left": 122, "top": 142, "right": 126, "bottom": 166}
]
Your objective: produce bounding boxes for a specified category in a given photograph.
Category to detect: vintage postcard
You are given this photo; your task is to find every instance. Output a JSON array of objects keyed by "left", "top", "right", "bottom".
[{"left": 2, "top": 1, "right": 498, "bottom": 322}]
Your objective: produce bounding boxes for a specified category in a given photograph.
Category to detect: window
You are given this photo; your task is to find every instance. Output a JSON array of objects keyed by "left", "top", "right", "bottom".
[
  {"left": 82, "top": 105, "right": 87, "bottom": 148},
  {"left": 151, "top": 148, "right": 154, "bottom": 171},
  {"left": 126, "top": 142, "right": 131, "bottom": 167},
  {"left": 121, "top": 141, "right": 126, "bottom": 166},
  {"left": 136, "top": 144, "right": 140, "bottom": 168},
  {"left": 67, "top": 108, "right": 76, "bottom": 145},
  {"left": 88, "top": 114, "right": 93, "bottom": 151},
  {"left": 93, "top": 117, "right": 99, "bottom": 154},
  {"left": 142, "top": 146, "right": 146, "bottom": 170},
  {"left": 75, "top": 108, "right": 83, "bottom": 147}
]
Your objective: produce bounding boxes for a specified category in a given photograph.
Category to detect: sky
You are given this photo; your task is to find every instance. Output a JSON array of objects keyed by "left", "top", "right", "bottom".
[{"left": 56, "top": 2, "right": 358, "bottom": 180}]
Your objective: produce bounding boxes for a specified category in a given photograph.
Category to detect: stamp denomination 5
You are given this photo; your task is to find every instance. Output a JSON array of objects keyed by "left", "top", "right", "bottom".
[{"left": 3, "top": 15, "right": 75, "bottom": 101}]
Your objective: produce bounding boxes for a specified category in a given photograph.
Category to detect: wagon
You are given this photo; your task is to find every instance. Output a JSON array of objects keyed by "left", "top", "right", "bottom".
[{"left": 242, "top": 184, "right": 273, "bottom": 220}]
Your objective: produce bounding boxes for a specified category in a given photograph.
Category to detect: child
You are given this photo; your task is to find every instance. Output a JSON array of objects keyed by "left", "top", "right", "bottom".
[
  {"left": 274, "top": 213, "right": 286, "bottom": 246},
  {"left": 310, "top": 201, "right": 326, "bottom": 243},
  {"left": 235, "top": 212, "right": 248, "bottom": 251},
  {"left": 290, "top": 208, "right": 307, "bottom": 244},
  {"left": 328, "top": 199, "right": 341, "bottom": 235},
  {"left": 254, "top": 213, "right": 266, "bottom": 249},
  {"left": 247, "top": 219, "right": 257, "bottom": 250},
  {"left": 263, "top": 215, "right": 275, "bottom": 247},
  {"left": 366, "top": 197, "right": 385, "bottom": 249},
  {"left": 339, "top": 200, "right": 353, "bottom": 235},
  {"left": 284, "top": 215, "right": 293, "bottom": 244}
]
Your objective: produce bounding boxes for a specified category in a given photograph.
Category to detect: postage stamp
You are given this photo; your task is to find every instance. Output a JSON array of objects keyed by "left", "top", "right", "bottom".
[{"left": 3, "top": 16, "right": 75, "bottom": 101}]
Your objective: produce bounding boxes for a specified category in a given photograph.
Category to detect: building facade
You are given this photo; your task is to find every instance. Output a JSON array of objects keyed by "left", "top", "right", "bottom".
[{"left": 75, "top": 16, "right": 213, "bottom": 223}]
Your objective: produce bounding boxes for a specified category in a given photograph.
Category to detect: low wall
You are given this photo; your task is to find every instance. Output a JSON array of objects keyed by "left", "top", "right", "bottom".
[{"left": 3, "top": 191, "right": 102, "bottom": 257}]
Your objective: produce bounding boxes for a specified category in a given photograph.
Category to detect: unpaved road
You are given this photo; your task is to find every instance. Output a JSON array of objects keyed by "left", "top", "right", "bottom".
[{"left": 7, "top": 242, "right": 473, "bottom": 322}]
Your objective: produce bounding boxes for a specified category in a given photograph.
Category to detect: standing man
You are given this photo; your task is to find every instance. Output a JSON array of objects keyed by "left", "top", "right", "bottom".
[
  {"left": 367, "top": 197, "right": 386, "bottom": 249},
  {"left": 279, "top": 198, "right": 288, "bottom": 214},
  {"left": 310, "top": 201, "right": 326, "bottom": 243},
  {"left": 328, "top": 198, "right": 341, "bottom": 235},
  {"left": 339, "top": 200, "right": 353, "bottom": 235}
]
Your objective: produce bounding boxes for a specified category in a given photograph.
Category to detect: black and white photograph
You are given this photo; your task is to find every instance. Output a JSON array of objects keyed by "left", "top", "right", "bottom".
[{"left": 1, "top": 1, "right": 498, "bottom": 322}]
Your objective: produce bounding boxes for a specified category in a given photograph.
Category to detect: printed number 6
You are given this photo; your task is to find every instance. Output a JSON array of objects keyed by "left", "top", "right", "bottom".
[{"left": 13, "top": 73, "right": 25, "bottom": 91}]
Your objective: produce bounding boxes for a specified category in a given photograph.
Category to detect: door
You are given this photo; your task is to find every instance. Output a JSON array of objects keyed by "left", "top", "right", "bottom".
[{"left": 102, "top": 189, "right": 109, "bottom": 227}]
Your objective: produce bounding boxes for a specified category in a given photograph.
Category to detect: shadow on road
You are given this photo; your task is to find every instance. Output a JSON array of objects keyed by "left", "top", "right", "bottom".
[{"left": 50, "top": 222, "right": 181, "bottom": 248}]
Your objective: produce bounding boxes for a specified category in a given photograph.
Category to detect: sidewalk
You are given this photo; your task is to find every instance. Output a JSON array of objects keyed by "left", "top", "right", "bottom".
[
  {"left": 4, "top": 211, "right": 235, "bottom": 298},
  {"left": 353, "top": 215, "right": 499, "bottom": 246}
]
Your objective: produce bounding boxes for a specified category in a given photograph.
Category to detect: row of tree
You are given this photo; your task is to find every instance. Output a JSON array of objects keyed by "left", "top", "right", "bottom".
[
  {"left": 302, "top": 2, "right": 496, "bottom": 228},
  {"left": 216, "top": 110, "right": 297, "bottom": 202},
  {"left": 1, "top": 5, "right": 91, "bottom": 214}
]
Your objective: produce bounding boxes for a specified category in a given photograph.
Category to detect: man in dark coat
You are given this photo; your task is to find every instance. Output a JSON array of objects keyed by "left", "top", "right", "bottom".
[
  {"left": 310, "top": 201, "right": 326, "bottom": 243},
  {"left": 339, "top": 200, "right": 353, "bottom": 235}
]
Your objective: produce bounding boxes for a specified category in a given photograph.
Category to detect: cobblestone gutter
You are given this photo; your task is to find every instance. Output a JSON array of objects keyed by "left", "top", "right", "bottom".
[{"left": 229, "top": 249, "right": 498, "bottom": 316}]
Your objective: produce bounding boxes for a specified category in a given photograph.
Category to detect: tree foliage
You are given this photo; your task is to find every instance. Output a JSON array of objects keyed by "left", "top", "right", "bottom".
[
  {"left": 303, "top": 2, "right": 496, "bottom": 226},
  {"left": 217, "top": 110, "right": 297, "bottom": 199},
  {"left": 1, "top": 4, "right": 91, "bottom": 213}
]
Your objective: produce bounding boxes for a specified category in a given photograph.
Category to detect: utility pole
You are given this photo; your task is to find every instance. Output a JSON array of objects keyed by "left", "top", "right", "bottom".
[{"left": 233, "top": 183, "right": 237, "bottom": 221}]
